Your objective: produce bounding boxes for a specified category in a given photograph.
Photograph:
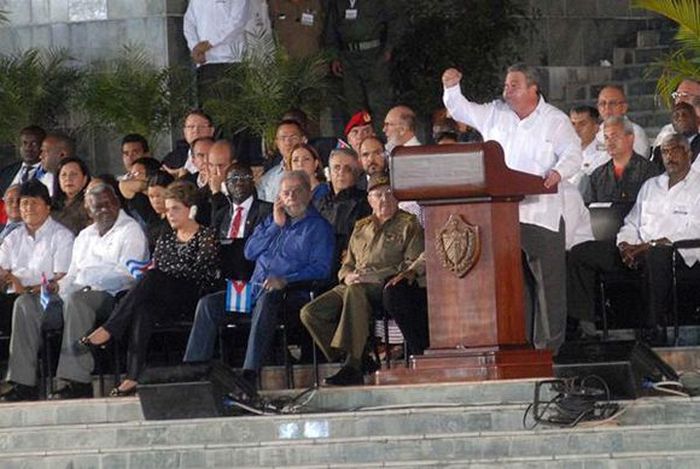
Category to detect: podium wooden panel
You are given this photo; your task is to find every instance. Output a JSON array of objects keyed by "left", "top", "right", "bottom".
[{"left": 375, "top": 142, "right": 553, "bottom": 385}]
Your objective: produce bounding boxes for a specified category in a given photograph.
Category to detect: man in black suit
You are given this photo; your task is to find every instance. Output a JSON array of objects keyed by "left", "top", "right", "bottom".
[
  {"left": 161, "top": 109, "right": 215, "bottom": 174},
  {"left": 0, "top": 126, "right": 46, "bottom": 196},
  {"left": 652, "top": 102, "right": 700, "bottom": 168},
  {"left": 183, "top": 163, "right": 272, "bottom": 362}
]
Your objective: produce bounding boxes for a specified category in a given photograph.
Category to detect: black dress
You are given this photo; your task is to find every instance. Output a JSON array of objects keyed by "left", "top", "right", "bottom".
[{"left": 102, "top": 226, "right": 220, "bottom": 380}]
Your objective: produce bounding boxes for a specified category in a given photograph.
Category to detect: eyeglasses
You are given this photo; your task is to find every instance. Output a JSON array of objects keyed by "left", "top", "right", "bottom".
[
  {"left": 671, "top": 91, "right": 698, "bottom": 101},
  {"left": 660, "top": 145, "right": 687, "bottom": 156},
  {"left": 184, "top": 125, "right": 212, "bottom": 131},
  {"left": 227, "top": 174, "right": 254, "bottom": 182},
  {"left": 597, "top": 100, "right": 625, "bottom": 108}
]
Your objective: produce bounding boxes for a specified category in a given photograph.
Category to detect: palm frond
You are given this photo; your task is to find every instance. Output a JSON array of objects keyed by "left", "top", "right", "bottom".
[
  {"left": 204, "top": 31, "right": 327, "bottom": 151},
  {"left": 78, "top": 45, "right": 195, "bottom": 147},
  {"left": 632, "top": 1, "right": 700, "bottom": 51},
  {"left": 0, "top": 48, "right": 81, "bottom": 144}
]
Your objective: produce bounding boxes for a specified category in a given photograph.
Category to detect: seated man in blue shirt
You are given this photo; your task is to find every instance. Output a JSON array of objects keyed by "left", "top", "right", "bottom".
[{"left": 185, "top": 170, "right": 334, "bottom": 389}]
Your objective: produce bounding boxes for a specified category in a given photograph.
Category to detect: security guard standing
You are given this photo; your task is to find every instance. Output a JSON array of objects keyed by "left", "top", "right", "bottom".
[
  {"left": 324, "top": 0, "right": 403, "bottom": 132},
  {"left": 270, "top": 0, "right": 324, "bottom": 59},
  {"left": 301, "top": 172, "right": 424, "bottom": 386}
]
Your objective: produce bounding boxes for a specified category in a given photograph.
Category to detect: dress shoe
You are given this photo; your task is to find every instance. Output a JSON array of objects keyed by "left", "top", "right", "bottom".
[
  {"left": 324, "top": 365, "right": 364, "bottom": 386},
  {"left": 362, "top": 355, "right": 380, "bottom": 374},
  {"left": 641, "top": 326, "right": 668, "bottom": 347},
  {"left": 49, "top": 381, "right": 93, "bottom": 400},
  {"left": 0, "top": 383, "right": 38, "bottom": 402},
  {"left": 109, "top": 385, "right": 137, "bottom": 397}
]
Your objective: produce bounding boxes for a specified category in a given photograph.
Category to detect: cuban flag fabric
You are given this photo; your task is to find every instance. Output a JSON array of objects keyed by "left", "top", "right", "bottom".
[
  {"left": 39, "top": 272, "right": 51, "bottom": 311},
  {"left": 225, "top": 280, "right": 252, "bottom": 314},
  {"left": 335, "top": 138, "right": 351, "bottom": 149},
  {"left": 126, "top": 258, "right": 154, "bottom": 279}
]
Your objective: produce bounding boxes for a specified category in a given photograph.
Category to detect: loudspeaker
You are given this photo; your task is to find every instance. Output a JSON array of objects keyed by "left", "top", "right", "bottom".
[
  {"left": 553, "top": 340, "right": 679, "bottom": 400},
  {"left": 138, "top": 362, "right": 255, "bottom": 420}
]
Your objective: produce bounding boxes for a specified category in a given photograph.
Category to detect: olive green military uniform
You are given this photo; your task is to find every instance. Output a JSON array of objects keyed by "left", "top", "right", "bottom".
[
  {"left": 270, "top": 0, "right": 324, "bottom": 59},
  {"left": 301, "top": 210, "right": 424, "bottom": 364},
  {"left": 324, "top": 0, "right": 403, "bottom": 129}
]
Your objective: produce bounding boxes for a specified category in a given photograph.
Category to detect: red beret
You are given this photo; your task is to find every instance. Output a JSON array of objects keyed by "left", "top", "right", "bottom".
[{"left": 344, "top": 111, "right": 372, "bottom": 136}]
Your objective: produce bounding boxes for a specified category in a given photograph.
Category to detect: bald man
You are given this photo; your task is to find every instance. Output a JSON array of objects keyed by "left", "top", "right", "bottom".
[
  {"left": 594, "top": 85, "right": 650, "bottom": 158},
  {"left": 383, "top": 105, "right": 421, "bottom": 153}
]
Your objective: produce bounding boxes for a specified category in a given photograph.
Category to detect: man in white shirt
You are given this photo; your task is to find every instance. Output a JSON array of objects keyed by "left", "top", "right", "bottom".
[
  {"left": 443, "top": 63, "right": 582, "bottom": 352},
  {"left": 257, "top": 120, "right": 307, "bottom": 202},
  {"left": 0, "top": 180, "right": 74, "bottom": 401},
  {"left": 569, "top": 105, "right": 608, "bottom": 186},
  {"left": 184, "top": 0, "right": 250, "bottom": 105},
  {"left": 383, "top": 105, "right": 421, "bottom": 153},
  {"left": 595, "top": 85, "right": 650, "bottom": 158},
  {"left": 51, "top": 184, "right": 147, "bottom": 399},
  {"left": 568, "top": 133, "right": 700, "bottom": 344}
]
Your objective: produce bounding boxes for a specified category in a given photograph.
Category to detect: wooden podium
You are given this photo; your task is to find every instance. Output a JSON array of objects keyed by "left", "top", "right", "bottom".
[{"left": 375, "top": 141, "right": 554, "bottom": 385}]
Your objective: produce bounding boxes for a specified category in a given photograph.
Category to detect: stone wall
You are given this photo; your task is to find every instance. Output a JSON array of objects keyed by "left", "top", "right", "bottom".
[{"left": 0, "top": 0, "right": 190, "bottom": 172}]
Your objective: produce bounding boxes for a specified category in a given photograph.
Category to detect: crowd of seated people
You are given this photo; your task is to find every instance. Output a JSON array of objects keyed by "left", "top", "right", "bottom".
[{"left": 0, "top": 70, "right": 699, "bottom": 401}]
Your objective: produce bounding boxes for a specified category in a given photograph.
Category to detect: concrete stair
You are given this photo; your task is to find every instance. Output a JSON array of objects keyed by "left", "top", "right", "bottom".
[
  {"left": 2, "top": 377, "right": 700, "bottom": 467},
  {"left": 544, "top": 21, "right": 677, "bottom": 140}
]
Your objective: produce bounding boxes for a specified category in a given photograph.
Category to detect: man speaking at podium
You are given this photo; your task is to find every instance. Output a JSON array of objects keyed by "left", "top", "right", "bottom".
[{"left": 442, "top": 64, "right": 582, "bottom": 353}]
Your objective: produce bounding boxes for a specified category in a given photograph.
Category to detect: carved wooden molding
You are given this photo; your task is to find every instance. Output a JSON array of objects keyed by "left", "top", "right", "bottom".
[{"left": 434, "top": 214, "right": 481, "bottom": 278}]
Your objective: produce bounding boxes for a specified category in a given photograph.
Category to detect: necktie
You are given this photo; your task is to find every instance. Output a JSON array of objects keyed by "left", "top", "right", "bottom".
[
  {"left": 228, "top": 206, "right": 244, "bottom": 239},
  {"left": 20, "top": 166, "right": 30, "bottom": 183}
]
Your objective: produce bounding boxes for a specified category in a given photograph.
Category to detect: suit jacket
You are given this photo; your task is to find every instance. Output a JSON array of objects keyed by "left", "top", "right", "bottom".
[
  {"left": 161, "top": 139, "right": 190, "bottom": 169},
  {"left": 212, "top": 197, "right": 272, "bottom": 281},
  {"left": 0, "top": 161, "right": 21, "bottom": 196}
]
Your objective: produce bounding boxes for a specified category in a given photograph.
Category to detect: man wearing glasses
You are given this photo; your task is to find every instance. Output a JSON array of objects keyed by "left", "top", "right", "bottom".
[
  {"left": 653, "top": 78, "right": 700, "bottom": 149},
  {"left": 162, "top": 109, "right": 216, "bottom": 175},
  {"left": 594, "top": 85, "right": 650, "bottom": 158},
  {"left": 568, "top": 133, "right": 700, "bottom": 345}
]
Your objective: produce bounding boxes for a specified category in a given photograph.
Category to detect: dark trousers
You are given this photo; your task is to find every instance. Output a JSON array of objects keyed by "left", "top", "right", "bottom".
[
  {"left": 243, "top": 289, "right": 310, "bottom": 372},
  {"left": 382, "top": 280, "right": 429, "bottom": 356},
  {"left": 102, "top": 270, "right": 200, "bottom": 381},
  {"left": 568, "top": 240, "right": 692, "bottom": 328},
  {"left": 196, "top": 63, "right": 236, "bottom": 108},
  {"left": 521, "top": 221, "right": 567, "bottom": 352}
]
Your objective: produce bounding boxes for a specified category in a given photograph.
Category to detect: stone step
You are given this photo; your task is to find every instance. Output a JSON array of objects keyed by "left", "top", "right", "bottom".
[
  {"left": 2, "top": 422, "right": 700, "bottom": 467},
  {"left": 614, "top": 45, "right": 671, "bottom": 67},
  {"left": 0, "top": 379, "right": 543, "bottom": 429},
  {"left": 2, "top": 396, "right": 700, "bottom": 454}
]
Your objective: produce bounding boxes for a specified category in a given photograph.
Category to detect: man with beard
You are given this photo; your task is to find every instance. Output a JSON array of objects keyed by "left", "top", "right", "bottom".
[{"left": 383, "top": 105, "right": 420, "bottom": 153}]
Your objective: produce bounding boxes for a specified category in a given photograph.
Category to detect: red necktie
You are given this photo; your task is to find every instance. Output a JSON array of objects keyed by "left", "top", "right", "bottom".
[{"left": 228, "top": 206, "right": 244, "bottom": 238}]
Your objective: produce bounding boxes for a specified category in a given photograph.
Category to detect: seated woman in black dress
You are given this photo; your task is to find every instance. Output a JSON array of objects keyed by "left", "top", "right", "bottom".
[
  {"left": 81, "top": 180, "right": 220, "bottom": 396},
  {"left": 145, "top": 171, "right": 174, "bottom": 252},
  {"left": 52, "top": 157, "right": 91, "bottom": 235}
]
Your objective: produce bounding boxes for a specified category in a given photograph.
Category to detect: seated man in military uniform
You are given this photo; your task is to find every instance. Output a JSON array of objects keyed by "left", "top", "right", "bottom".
[{"left": 301, "top": 172, "right": 424, "bottom": 386}]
